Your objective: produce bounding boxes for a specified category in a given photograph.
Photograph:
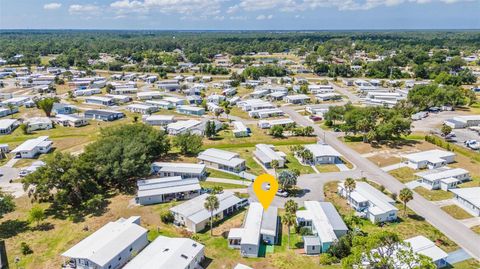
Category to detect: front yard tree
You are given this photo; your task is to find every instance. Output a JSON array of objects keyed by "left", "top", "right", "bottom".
[
  {"left": 282, "top": 212, "right": 296, "bottom": 249},
  {"left": 270, "top": 125, "right": 284, "bottom": 137},
  {"left": 36, "top": 97, "right": 58, "bottom": 117},
  {"left": 399, "top": 188, "right": 413, "bottom": 216},
  {"left": 278, "top": 170, "right": 298, "bottom": 191},
  {"left": 174, "top": 131, "right": 203, "bottom": 155},
  {"left": 28, "top": 205, "right": 46, "bottom": 227},
  {"left": 0, "top": 190, "right": 15, "bottom": 218},
  {"left": 285, "top": 199, "right": 298, "bottom": 215},
  {"left": 204, "top": 194, "right": 219, "bottom": 236},
  {"left": 344, "top": 178, "right": 356, "bottom": 203},
  {"left": 441, "top": 125, "right": 452, "bottom": 137}
]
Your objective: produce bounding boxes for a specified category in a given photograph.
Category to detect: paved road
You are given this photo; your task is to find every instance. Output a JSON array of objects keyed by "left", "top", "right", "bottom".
[
  {"left": 331, "top": 82, "right": 361, "bottom": 103},
  {"left": 280, "top": 106, "right": 480, "bottom": 261}
]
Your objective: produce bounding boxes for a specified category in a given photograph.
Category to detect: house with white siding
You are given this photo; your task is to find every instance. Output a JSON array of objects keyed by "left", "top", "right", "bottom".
[
  {"left": 254, "top": 144, "right": 286, "bottom": 168},
  {"left": 0, "top": 119, "right": 19, "bottom": 135},
  {"left": 402, "top": 149, "right": 456, "bottom": 170},
  {"left": 11, "top": 136, "right": 52, "bottom": 159},
  {"left": 136, "top": 176, "right": 201, "bottom": 205},
  {"left": 450, "top": 187, "right": 480, "bottom": 216},
  {"left": 415, "top": 167, "right": 470, "bottom": 191},
  {"left": 197, "top": 148, "right": 246, "bottom": 173},
  {"left": 304, "top": 143, "right": 342, "bottom": 165},
  {"left": 143, "top": 115, "right": 175, "bottom": 126},
  {"left": 151, "top": 162, "right": 207, "bottom": 179},
  {"left": 61, "top": 217, "right": 148, "bottom": 269}
]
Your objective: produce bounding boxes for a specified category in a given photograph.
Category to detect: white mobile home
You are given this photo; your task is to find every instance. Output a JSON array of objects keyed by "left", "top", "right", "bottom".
[
  {"left": 166, "top": 120, "right": 202, "bottom": 135},
  {"left": 248, "top": 108, "right": 284, "bottom": 119},
  {"left": 415, "top": 167, "right": 470, "bottom": 191},
  {"left": 257, "top": 118, "right": 295, "bottom": 129},
  {"left": 228, "top": 202, "right": 278, "bottom": 257},
  {"left": 402, "top": 149, "right": 456, "bottom": 170},
  {"left": 284, "top": 94, "right": 310, "bottom": 104},
  {"left": 404, "top": 236, "right": 448, "bottom": 268},
  {"left": 61, "top": 217, "right": 148, "bottom": 269},
  {"left": 444, "top": 115, "right": 480, "bottom": 129},
  {"left": 304, "top": 143, "right": 342, "bottom": 165},
  {"left": 176, "top": 105, "right": 205, "bottom": 116},
  {"left": 143, "top": 115, "right": 175, "bottom": 126},
  {"left": 170, "top": 191, "right": 246, "bottom": 233},
  {"left": 338, "top": 181, "right": 398, "bottom": 224},
  {"left": 126, "top": 103, "right": 158, "bottom": 114},
  {"left": 136, "top": 176, "right": 201, "bottom": 205},
  {"left": 151, "top": 162, "right": 207, "bottom": 179},
  {"left": 137, "top": 91, "right": 163, "bottom": 100},
  {"left": 11, "top": 136, "right": 52, "bottom": 159},
  {"left": 85, "top": 96, "right": 115, "bottom": 106},
  {"left": 450, "top": 187, "right": 480, "bottom": 217},
  {"left": 0, "top": 119, "right": 19, "bottom": 135},
  {"left": 254, "top": 144, "right": 286, "bottom": 168},
  {"left": 123, "top": 236, "right": 204, "bottom": 269},
  {"left": 54, "top": 114, "right": 88, "bottom": 128},
  {"left": 26, "top": 117, "right": 53, "bottom": 132},
  {"left": 296, "top": 201, "right": 348, "bottom": 255},
  {"left": 145, "top": 100, "right": 175, "bottom": 110},
  {"left": 198, "top": 148, "right": 246, "bottom": 173},
  {"left": 232, "top": 121, "right": 249, "bottom": 137}
]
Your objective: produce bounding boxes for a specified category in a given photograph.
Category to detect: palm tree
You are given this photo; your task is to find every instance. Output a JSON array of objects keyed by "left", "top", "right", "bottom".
[
  {"left": 282, "top": 212, "right": 296, "bottom": 249},
  {"left": 300, "top": 149, "right": 314, "bottom": 165},
  {"left": 399, "top": 188, "right": 413, "bottom": 216},
  {"left": 285, "top": 199, "right": 298, "bottom": 215},
  {"left": 6, "top": 103, "right": 16, "bottom": 118},
  {"left": 270, "top": 159, "right": 279, "bottom": 177},
  {"left": 204, "top": 194, "right": 219, "bottom": 235},
  {"left": 344, "top": 178, "right": 356, "bottom": 204}
]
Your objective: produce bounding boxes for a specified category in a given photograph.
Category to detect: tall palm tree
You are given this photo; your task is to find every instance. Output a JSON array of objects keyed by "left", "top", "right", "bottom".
[
  {"left": 344, "top": 178, "right": 356, "bottom": 204},
  {"left": 285, "top": 199, "right": 298, "bottom": 215},
  {"left": 204, "top": 194, "right": 219, "bottom": 235},
  {"left": 282, "top": 212, "right": 296, "bottom": 249},
  {"left": 399, "top": 188, "right": 413, "bottom": 216}
]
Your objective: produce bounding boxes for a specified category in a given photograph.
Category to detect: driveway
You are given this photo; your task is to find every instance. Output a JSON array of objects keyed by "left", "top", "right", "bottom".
[
  {"left": 0, "top": 164, "right": 23, "bottom": 198},
  {"left": 280, "top": 106, "right": 480, "bottom": 260}
]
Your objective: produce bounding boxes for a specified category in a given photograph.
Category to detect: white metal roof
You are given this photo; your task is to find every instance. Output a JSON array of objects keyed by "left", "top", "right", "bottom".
[
  {"left": 341, "top": 181, "right": 397, "bottom": 215},
  {"left": 177, "top": 105, "right": 204, "bottom": 112},
  {"left": 62, "top": 217, "right": 147, "bottom": 267},
  {"left": 123, "top": 236, "right": 204, "bottom": 269},
  {"left": 234, "top": 264, "right": 254, "bottom": 269},
  {"left": 198, "top": 148, "right": 245, "bottom": 167},
  {"left": 240, "top": 203, "right": 263, "bottom": 246},
  {"left": 404, "top": 236, "right": 448, "bottom": 262},
  {"left": 402, "top": 149, "right": 455, "bottom": 163},
  {"left": 137, "top": 177, "right": 201, "bottom": 198},
  {"left": 254, "top": 144, "right": 284, "bottom": 163},
  {"left": 416, "top": 167, "right": 469, "bottom": 181},
  {"left": 152, "top": 162, "right": 205, "bottom": 174},
  {"left": 450, "top": 187, "right": 480, "bottom": 208},
  {"left": 11, "top": 136, "right": 51, "bottom": 153},
  {"left": 232, "top": 121, "right": 247, "bottom": 132},
  {"left": 167, "top": 120, "right": 201, "bottom": 131},
  {"left": 0, "top": 119, "right": 17, "bottom": 129},
  {"left": 301, "top": 201, "right": 338, "bottom": 243},
  {"left": 304, "top": 143, "right": 342, "bottom": 158},
  {"left": 170, "top": 191, "right": 242, "bottom": 224}
]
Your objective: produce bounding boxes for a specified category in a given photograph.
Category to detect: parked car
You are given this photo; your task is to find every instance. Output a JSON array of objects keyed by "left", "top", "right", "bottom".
[{"left": 464, "top": 140, "right": 480, "bottom": 150}]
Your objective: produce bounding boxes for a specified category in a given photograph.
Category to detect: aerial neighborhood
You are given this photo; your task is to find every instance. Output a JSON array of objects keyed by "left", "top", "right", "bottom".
[{"left": 0, "top": 29, "right": 479, "bottom": 269}]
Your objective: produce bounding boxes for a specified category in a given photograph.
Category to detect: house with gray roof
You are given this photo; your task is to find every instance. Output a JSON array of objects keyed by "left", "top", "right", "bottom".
[
  {"left": 61, "top": 217, "right": 148, "bottom": 269},
  {"left": 151, "top": 162, "right": 206, "bottom": 179},
  {"left": 198, "top": 148, "right": 246, "bottom": 173},
  {"left": 254, "top": 144, "right": 286, "bottom": 168},
  {"left": 136, "top": 176, "right": 201, "bottom": 205},
  {"left": 170, "top": 191, "right": 246, "bottom": 233},
  {"left": 296, "top": 201, "right": 348, "bottom": 255}
]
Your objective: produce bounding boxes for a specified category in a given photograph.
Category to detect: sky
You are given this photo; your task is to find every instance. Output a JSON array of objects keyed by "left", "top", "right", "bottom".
[{"left": 0, "top": 0, "right": 479, "bottom": 30}]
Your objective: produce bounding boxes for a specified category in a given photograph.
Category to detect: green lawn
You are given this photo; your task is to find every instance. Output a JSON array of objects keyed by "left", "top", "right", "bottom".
[
  {"left": 413, "top": 186, "right": 454, "bottom": 201},
  {"left": 471, "top": 225, "right": 480, "bottom": 235},
  {"left": 441, "top": 205, "right": 473, "bottom": 220},
  {"left": 206, "top": 168, "right": 244, "bottom": 180},
  {"left": 316, "top": 164, "right": 340, "bottom": 173},
  {"left": 389, "top": 167, "right": 417, "bottom": 183},
  {"left": 200, "top": 181, "right": 246, "bottom": 190},
  {"left": 449, "top": 259, "right": 480, "bottom": 269}
]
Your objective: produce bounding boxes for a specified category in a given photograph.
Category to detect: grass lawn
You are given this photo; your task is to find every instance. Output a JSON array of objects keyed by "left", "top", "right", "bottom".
[
  {"left": 323, "top": 181, "right": 459, "bottom": 253},
  {"left": 388, "top": 167, "right": 417, "bottom": 183},
  {"left": 228, "top": 107, "right": 250, "bottom": 119},
  {"left": 200, "top": 181, "right": 246, "bottom": 190},
  {"left": 449, "top": 259, "right": 480, "bottom": 269},
  {"left": 206, "top": 168, "right": 243, "bottom": 180},
  {"left": 471, "top": 225, "right": 480, "bottom": 235},
  {"left": 316, "top": 164, "right": 340, "bottom": 173},
  {"left": 276, "top": 146, "right": 314, "bottom": 174},
  {"left": 441, "top": 205, "right": 473, "bottom": 220},
  {"left": 413, "top": 186, "right": 454, "bottom": 201},
  {"left": 368, "top": 154, "right": 401, "bottom": 168}
]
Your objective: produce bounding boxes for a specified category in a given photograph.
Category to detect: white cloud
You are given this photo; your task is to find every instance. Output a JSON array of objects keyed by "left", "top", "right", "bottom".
[
  {"left": 256, "top": 14, "right": 273, "bottom": 20},
  {"left": 69, "top": 4, "right": 101, "bottom": 15},
  {"left": 43, "top": 2, "right": 62, "bottom": 10},
  {"left": 109, "top": 0, "right": 222, "bottom": 16}
]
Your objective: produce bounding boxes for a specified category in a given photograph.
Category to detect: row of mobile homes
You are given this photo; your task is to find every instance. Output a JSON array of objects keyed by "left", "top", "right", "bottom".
[
  {"left": 123, "top": 236, "right": 205, "bottom": 269},
  {"left": 254, "top": 144, "right": 286, "bottom": 168},
  {"left": 304, "top": 143, "right": 342, "bottom": 165},
  {"left": 1, "top": 96, "right": 32, "bottom": 107},
  {"left": 197, "top": 148, "right": 246, "bottom": 173},
  {"left": 257, "top": 118, "right": 295, "bottom": 129},
  {"left": 228, "top": 203, "right": 279, "bottom": 257},
  {"left": 61, "top": 217, "right": 148, "bottom": 269},
  {"left": 415, "top": 167, "right": 470, "bottom": 191},
  {"left": 105, "top": 94, "right": 132, "bottom": 104},
  {"left": 151, "top": 162, "right": 207, "bottom": 179},
  {"left": 74, "top": 88, "right": 102, "bottom": 97},
  {"left": 170, "top": 191, "right": 246, "bottom": 233},
  {"left": 238, "top": 99, "right": 275, "bottom": 112},
  {"left": 338, "top": 181, "right": 398, "bottom": 224},
  {"left": 143, "top": 115, "right": 175, "bottom": 126},
  {"left": 402, "top": 149, "right": 456, "bottom": 170},
  {"left": 315, "top": 93, "right": 342, "bottom": 102},
  {"left": 84, "top": 110, "right": 125, "bottom": 121},
  {"left": 296, "top": 201, "right": 348, "bottom": 255},
  {"left": 136, "top": 176, "right": 201, "bottom": 205},
  {"left": 54, "top": 114, "right": 88, "bottom": 127},
  {"left": 0, "top": 119, "right": 19, "bottom": 135},
  {"left": 11, "top": 136, "right": 52, "bottom": 159},
  {"left": 137, "top": 91, "right": 163, "bottom": 100},
  {"left": 284, "top": 94, "right": 310, "bottom": 104}
]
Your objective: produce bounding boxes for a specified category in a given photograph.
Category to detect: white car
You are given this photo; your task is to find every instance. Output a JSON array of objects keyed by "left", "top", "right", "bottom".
[{"left": 464, "top": 140, "right": 480, "bottom": 150}]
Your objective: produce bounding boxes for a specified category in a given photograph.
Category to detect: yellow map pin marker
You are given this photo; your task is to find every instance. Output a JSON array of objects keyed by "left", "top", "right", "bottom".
[{"left": 253, "top": 174, "right": 279, "bottom": 210}]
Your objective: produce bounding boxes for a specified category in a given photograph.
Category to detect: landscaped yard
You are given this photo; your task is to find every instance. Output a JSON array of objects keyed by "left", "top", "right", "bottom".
[
  {"left": 413, "top": 186, "right": 454, "bottom": 201},
  {"left": 316, "top": 164, "right": 340, "bottom": 173},
  {"left": 323, "top": 181, "right": 459, "bottom": 253},
  {"left": 441, "top": 205, "right": 474, "bottom": 220},
  {"left": 389, "top": 167, "right": 417, "bottom": 183},
  {"left": 206, "top": 168, "right": 244, "bottom": 180}
]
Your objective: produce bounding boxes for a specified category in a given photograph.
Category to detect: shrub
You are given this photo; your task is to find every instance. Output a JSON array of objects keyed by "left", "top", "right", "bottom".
[
  {"left": 299, "top": 226, "right": 312, "bottom": 236},
  {"left": 161, "top": 212, "right": 175, "bottom": 224},
  {"left": 319, "top": 253, "right": 338, "bottom": 265},
  {"left": 21, "top": 242, "right": 33, "bottom": 255}
]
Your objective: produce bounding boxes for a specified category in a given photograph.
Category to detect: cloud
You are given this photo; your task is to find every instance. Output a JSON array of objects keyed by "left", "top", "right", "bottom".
[
  {"left": 43, "top": 2, "right": 62, "bottom": 10},
  {"left": 68, "top": 4, "right": 100, "bottom": 15},
  {"left": 256, "top": 14, "right": 273, "bottom": 20},
  {"left": 109, "top": 0, "right": 222, "bottom": 16}
]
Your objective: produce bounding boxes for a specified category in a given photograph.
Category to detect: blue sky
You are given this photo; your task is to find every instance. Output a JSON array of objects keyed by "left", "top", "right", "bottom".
[{"left": 0, "top": 0, "right": 479, "bottom": 30}]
